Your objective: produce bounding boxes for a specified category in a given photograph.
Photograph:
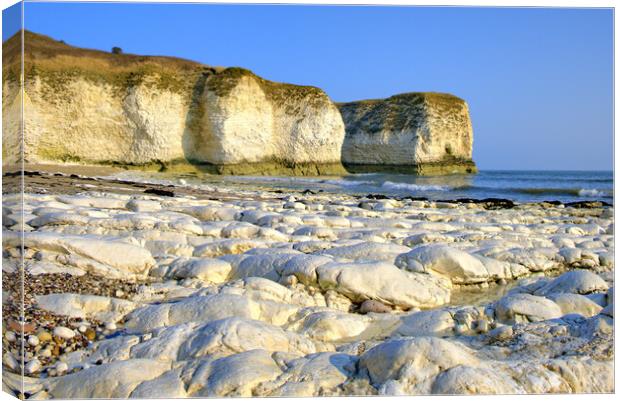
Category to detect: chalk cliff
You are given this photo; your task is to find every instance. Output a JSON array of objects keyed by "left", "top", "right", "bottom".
[
  {"left": 3, "top": 31, "right": 477, "bottom": 176},
  {"left": 2, "top": 31, "right": 346, "bottom": 175},
  {"left": 338, "top": 93, "right": 477, "bottom": 174}
]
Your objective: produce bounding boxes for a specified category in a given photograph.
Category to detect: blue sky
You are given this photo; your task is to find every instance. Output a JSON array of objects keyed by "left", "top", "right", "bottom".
[{"left": 3, "top": 2, "right": 614, "bottom": 171}]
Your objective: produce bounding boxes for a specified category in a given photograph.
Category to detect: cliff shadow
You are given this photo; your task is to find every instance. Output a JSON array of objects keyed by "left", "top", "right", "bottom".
[{"left": 178, "top": 67, "right": 221, "bottom": 175}]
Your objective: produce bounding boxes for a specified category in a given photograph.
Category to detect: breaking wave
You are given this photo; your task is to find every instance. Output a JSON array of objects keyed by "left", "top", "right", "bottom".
[{"left": 381, "top": 181, "right": 452, "bottom": 192}]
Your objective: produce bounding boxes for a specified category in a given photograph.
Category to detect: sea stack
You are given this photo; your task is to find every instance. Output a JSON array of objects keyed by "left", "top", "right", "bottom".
[
  {"left": 2, "top": 31, "right": 346, "bottom": 175},
  {"left": 338, "top": 92, "right": 477, "bottom": 175}
]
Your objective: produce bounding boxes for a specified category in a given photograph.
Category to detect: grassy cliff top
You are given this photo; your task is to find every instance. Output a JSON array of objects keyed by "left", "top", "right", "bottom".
[
  {"left": 337, "top": 92, "right": 469, "bottom": 134},
  {"left": 2, "top": 30, "right": 331, "bottom": 106},
  {"left": 2, "top": 30, "right": 213, "bottom": 95},
  {"left": 207, "top": 67, "right": 330, "bottom": 110},
  {"left": 3, "top": 30, "right": 206, "bottom": 75},
  {"left": 337, "top": 92, "right": 466, "bottom": 108}
]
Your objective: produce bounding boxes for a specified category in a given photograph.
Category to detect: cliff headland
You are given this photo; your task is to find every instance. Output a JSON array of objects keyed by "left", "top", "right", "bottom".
[{"left": 3, "top": 31, "right": 476, "bottom": 176}]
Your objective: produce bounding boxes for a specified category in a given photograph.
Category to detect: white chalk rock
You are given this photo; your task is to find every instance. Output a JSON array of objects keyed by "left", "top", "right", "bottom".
[
  {"left": 126, "top": 199, "right": 162, "bottom": 212},
  {"left": 546, "top": 293, "right": 603, "bottom": 318},
  {"left": 53, "top": 326, "right": 76, "bottom": 339},
  {"left": 131, "top": 317, "right": 331, "bottom": 362},
  {"left": 318, "top": 242, "right": 411, "bottom": 263},
  {"left": 48, "top": 359, "right": 171, "bottom": 398},
  {"left": 258, "top": 352, "right": 358, "bottom": 397},
  {"left": 187, "top": 350, "right": 283, "bottom": 397},
  {"left": 431, "top": 365, "right": 524, "bottom": 394},
  {"left": 37, "top": 293, "right": 139, "bottom": 323},
  {"left": 5, "top": 231, "right": 155, "bottom": 277},
  {"left": 534, "top": 270, "right": 609, "bottom": 296},
  {"left": 160, "top": 257, "right": 233, "bottom": 283},
  {"left": 316, "top": 261, "right": 451, "bottom": 309},
  {"left": 495, "top": 293, "right": 563, "bottom": 324},
  {"left": 124, "top": 293, "right": 298, "bottom": 332},
  {"left": 359, "top": 337, "right": 478, "bottom": 386},
  {"left": 395, "top": 245, "right": 489, "bottom": 284}
]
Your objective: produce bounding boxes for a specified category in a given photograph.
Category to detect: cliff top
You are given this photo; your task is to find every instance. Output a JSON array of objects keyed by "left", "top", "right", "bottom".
[
  {"left": 2, "top": 30, "right": 329, "bottom": 105},
  {"left": 3, "top": 30, "right": 206, "bottom": 74},
  {"left": 337, "top": 92, "right": 466, "bottom": 108},
  {"left": 2, "top": 30, "right": 214, "bottom": 95},
  {"left": 337, "top": 92, "right": 469, "bottom": 135}
]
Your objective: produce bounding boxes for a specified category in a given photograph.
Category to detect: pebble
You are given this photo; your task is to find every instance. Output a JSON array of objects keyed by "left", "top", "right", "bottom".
[
  {"left": 5, "top": 330, "right": 16, "bottom": 342},
  {"left": 489, "top": 325, "right": 513, "bottom": 341},
  {"left": 454, "top": 324, "right": 469, "bottom": 335},
  {"left": 360, "top": 299, "right": 393, "bottom": 314},
  {"left": 25, "top": 359, "right": 41, "bottom": 374},
  {"left": 3, "top": 352, "right": 18, "bottom": 371},
  {"left": 37, "top": 330, "right": 52, "bottom": 342},
  {"left": 105, "top": 322, "right": 117, "bottom": 331},
  {"left": 84, "top": 328, "right": 96, "bottom": 341},
  {"left": 78, "top": 325, "right": 87, "bottom": 333},
  {"left": 476, "top": 320, "right": 490, "bottom": 333},
  {"left": 55, "top": 362, "right": 69, "bottom": 375},
  {"left": 53, "top": 326, "right": 75, "bottom": 339},
  {"left": 27, "top": 335, "right": 40, "bottom": 346}
]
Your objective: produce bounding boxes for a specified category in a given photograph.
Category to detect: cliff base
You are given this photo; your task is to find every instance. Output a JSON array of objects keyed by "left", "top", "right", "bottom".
[{"left": 343, "top": 160, "right": 477, "bottom": 175}]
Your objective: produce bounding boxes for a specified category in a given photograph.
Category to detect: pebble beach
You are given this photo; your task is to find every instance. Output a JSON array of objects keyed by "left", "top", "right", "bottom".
[{"left": 1, "top": 168, "right": 614, "bottom": 397}]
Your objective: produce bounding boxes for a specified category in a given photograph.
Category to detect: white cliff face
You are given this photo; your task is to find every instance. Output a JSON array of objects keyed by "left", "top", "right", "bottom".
[
  {"left": 18, "top": 77, "right": 189, "bottom": 165},
  {"left": 198, "top": 69, "right": 346, "bottom": 173},
  {"left": 339, "top": 93, "right": 476, "bottom": 174},
  {"left": 3, "top": 65, "right": 346, "bottom": 174}
]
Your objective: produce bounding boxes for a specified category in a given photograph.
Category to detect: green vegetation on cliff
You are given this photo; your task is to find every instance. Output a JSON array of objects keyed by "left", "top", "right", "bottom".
[
  {"left": 3, "top": 30, "right": 210, "bottom": 100},
  {"left": 206, "top": 66, "right": 331, "bottom": 114},
  {"left": 337, "top": 92, "right": 467, "bottom": 135}
]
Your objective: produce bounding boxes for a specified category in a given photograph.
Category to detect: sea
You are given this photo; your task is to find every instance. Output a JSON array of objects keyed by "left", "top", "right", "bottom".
[{"left": 108, "top": 170, "right": 614, "bottom": 204}]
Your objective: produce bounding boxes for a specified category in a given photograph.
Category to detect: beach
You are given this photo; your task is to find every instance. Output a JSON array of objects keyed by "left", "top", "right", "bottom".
[{"left": 1, "top": 167, "right": 614, "bottom": 397}]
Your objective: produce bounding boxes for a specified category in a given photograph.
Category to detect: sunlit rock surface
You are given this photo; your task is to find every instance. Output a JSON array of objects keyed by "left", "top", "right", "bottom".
[{"left": 1, "top": 178, "right": 614, "bottom": 397}]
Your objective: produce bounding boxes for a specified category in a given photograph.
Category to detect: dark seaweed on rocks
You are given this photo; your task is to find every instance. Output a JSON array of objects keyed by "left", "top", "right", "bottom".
[
  {"left": 565, "top": 200, "right": 613, "bottom": 208},
  {"left": 144, "top": 188, "right": 174, "bottom": 197}
]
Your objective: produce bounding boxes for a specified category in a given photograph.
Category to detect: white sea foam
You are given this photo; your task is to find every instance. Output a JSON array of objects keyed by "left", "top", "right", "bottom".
[
  {"left": 578, "top": 189, "right": 606, "bottom": 197},
  {"left": 381, "top": 181, "right": 451, "bottom": 192},
  {"left": 321, "top": 179, "right": 374, "bottom": 187}
]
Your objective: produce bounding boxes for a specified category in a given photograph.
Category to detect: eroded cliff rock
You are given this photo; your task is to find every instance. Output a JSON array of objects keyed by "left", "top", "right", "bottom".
[
  {"left": 2, "top": 31, "right": 346, "bottom": 175},
  {"left": 338, "top": 93, "right": 477, "bottom": 174}
]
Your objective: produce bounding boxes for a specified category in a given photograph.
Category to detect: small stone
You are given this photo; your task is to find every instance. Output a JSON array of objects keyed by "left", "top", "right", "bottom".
[
  {"left": 25, "top": 359, "right": 41, "bottom": 374},
  {"left": 280, "top": 275, "right": 298, "bottom": 286},
  {"left": 37, "top": 330, "right": 52, "bottom": 342},
  {"left": 84, "top": 328, "right": 96, "bottom": 341},
  {"left": 5, "top": 331, "right": 16, "bottom": 342},
  {"left": 40, "top": 348, "right": 52, "bottom": 358},
  {"left": 78, "top": 325, "right": 87, "bottom": 333},
  {"left": 105, "top": 322, "right": 117, "bottom": 331},
  {"left": 27, "top": 335, "right": 40, "bottom": 346},
  {"left": 55, "top": 362, "right": 68, "bottom": 375},
  {"left": 115, "top": 289, "right": 124, "bottom": 297},
  {"left": 454, "top": 324, "right": 469, "bottom": 335},
  {"left": 52, "top": 346, "right": 60, "bottom": 356},
  {"left": 476, "top": 320, "right": 489, "bottom": 333},
  {"left": 359, "top": 299, "right": 392, "bottom": 314},
  {"left": 53, "top": 326, "right": 75, "bottom": 339},
  {"left": 488, "top": 325, "right": 513, "bottom": 341},
  {"left": 2, "top": 352, "right": 18, "bottom": 371}
]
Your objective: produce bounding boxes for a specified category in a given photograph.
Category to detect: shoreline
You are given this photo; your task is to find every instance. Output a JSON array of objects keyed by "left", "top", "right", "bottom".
[{"left": 2, "top": 167, "right": 613, "bottom": 209}]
